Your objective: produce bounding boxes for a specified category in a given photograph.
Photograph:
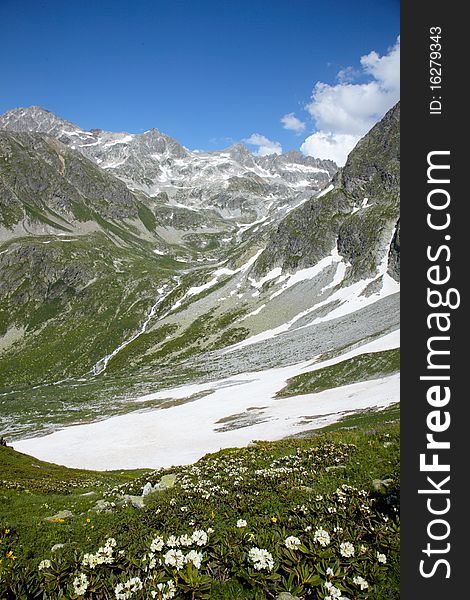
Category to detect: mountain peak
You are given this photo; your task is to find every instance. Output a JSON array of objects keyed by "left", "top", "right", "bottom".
[
  {"left": 226, "top": 142, "right": 250, "bottom": 154},
  {"left": 1, "top": 105, "right": 66, "bottom": 122},
  {"left": 281, "top": 150, "right": 304, "bottom": 160},
  {"left": 141, "top": 127, "right": 164, "bottom": 138},
  {"left": 4, "top": 105, "right": 53, "bottom": 117},
  {"left": 0, "top": 105, "right": 86, "bottom": 139},
  {"left": 224, "top": 143, "right": 255, "bottom": 164}
]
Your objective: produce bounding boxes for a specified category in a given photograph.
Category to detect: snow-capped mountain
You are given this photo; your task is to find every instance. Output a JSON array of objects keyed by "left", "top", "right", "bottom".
[
  {"left": 0, "top": 103, "right": 399, "bottom": 448},
  {"left": 0, "top": 106, "right": 336, "bottom": 219}
]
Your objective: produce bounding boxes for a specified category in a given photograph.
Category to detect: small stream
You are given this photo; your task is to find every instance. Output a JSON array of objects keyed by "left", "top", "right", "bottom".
[{"left": 91, "top": 282, "right": 179, "bottom": 376}]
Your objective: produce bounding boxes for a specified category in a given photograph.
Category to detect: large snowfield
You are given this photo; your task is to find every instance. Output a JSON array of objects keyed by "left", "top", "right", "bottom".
[{"left": 14, "top": 331, "right": 399, "bottom": 470}]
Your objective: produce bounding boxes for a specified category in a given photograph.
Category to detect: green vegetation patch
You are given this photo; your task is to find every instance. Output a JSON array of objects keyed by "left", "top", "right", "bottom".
[
  {"left": 104, "top": 324, "right": 179, "bottom": 374},
  {"left": 0, "top": 412, "right": 399, "bottom": 599},
  {"left": 208, "top": 327, "right": 250, "bottom": 351},
  {"left": 137, "top": 203, "right": 157, "bottom": 232},
  {"left": 0, "top": 232, "right": 172, "bottom": 387},
  {"left": 0, "top": 445, "right": 149, "bottom": 496},
  {"left": 23, "top": 204, "right": 72, "bottom": 232},
  {"left": 277, "top": 349, "right": 400, "bottom": 398}
]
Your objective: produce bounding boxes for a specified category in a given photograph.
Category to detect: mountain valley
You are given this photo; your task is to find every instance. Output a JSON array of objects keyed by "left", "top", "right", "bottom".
[{"left": 0, "top": 103, "right": 400, "bottom": 468}]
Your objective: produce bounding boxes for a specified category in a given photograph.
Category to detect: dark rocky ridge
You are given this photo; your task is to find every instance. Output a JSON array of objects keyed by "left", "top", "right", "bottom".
[
  {"left": 254, "top": 102, "right": 400, "bottom": 280},
  {"left": 0, "top": 131, "right": 142, "bottom": 227},
  {"left": 0, "top": 243, "right": 93, "bottom": 307}
]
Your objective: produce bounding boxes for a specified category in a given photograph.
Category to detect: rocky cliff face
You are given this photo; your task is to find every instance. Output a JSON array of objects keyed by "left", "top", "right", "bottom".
[
  {"left": 0, "top": 131, "right": 143, "bottom": 228},
  {"left": 336, "top": 101, "right": 399, "bottom": 203}
]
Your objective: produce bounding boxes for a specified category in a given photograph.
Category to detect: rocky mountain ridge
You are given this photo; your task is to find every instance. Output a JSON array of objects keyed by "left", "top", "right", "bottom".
[{"left": 0, "top": 106, "right": 336, "bottom": 220}]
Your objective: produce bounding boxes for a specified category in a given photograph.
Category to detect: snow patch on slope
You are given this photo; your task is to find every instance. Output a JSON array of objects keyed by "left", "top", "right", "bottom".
[{"left": 14, "top": 331, "right": 399, "bottom": 470}]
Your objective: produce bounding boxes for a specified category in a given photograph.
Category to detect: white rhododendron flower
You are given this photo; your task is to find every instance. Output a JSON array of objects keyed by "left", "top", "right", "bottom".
[
  {"left": 191, "top": 529, "right": 208, "bottom": 546},
  {"left": 38, "top": 559, "right": 51, "bottom": 571},
  {"left": 164, "top": 549, "right": 185, "bottom": 570},
  {"left": 377, "top": 552, "right": 387, "bottom": 564},
  {"left": 185, "top": 549, "right": 203, "bottom": 569},
  {"left": 353, "top": 575, "right": 369, "bottom": 590},
  {"left": 285, "top": 536, "right": 301, "bottom": 549},
  {"left": 73, "top": 573, "right": 89, "bottom": 596},
  {"left": 82, "top": 538, "right": 115, "bottom": 569},
  {"left": 178, "top": 534, "right": 193, "bottom": 547},
  {"left": 146, "top": 552, "right": 157, "bottom": 570},
  {"left": 150, "top": 536, "right": 164, "bottom": 552},
  {"left": 166, "top": 535, "right": 179, "bottom": 548},
  {"left": 339, "top": 542, "right": 355, "bottom": 558},
  {"left": 152, "top": 580, "right": 176, "bottom": 599},
  {"left": 324, "top": 581, "right": 343, "bottom": 598},
  {"left": 248, "top": 547, "right": 274, "bottom": 571},
  {"left": 314, "top": 527, "right": 331, "bottom": 546},
  {"left": 82, "top": 553, "right": 98, "bottom": 568},
  {"left": 236, "top": 519, "right": 247, "bottom": 528},
  {"left": 114, "top": 576, "right": 143, "bottom": 599}
]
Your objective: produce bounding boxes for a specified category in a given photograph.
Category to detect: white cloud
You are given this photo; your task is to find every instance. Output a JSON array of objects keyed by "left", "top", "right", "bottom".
[
  {"left": 244, "top": 133, "right": 282, "bottom": 156},
  {"left": 336, "top": 66, "right": 358, "bottom": 84},
  {"left": 281, "top": 112, "right": 306, "bottom": 134},
  {"left": 360, "top": 40, "right": 400, "bottom": 92},
  {"left": 301, "top": 36, "right": 400, "bottom": 165},
  {"left": 300, "top": 132, "right": 359, "bottom": 167}
]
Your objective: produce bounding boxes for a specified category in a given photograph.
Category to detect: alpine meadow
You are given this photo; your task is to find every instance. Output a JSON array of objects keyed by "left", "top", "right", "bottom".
[{"left": 0, "top": 5, "right": 400, "bottom": 597}]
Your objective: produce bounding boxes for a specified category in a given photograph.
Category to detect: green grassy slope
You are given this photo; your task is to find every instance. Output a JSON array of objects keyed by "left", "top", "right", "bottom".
[
  {"left": 276, "top": 349, "right": 400, "bottom": 398},
  {"left": 0, "top": 232, "right": 176, "bottom": 388},
  {"left": 0, "top": 406, "right": 399, "bottom": 599}
]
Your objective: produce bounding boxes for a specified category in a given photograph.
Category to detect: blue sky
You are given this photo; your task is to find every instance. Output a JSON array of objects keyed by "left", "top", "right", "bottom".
[{"left": 1, "top": 0, "right": 399, "bottom": 164}]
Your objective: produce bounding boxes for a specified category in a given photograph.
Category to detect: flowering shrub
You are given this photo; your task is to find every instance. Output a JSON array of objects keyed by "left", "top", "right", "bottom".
[{"left": 0, "top": 427, "right": 400, "bottom": 598}]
